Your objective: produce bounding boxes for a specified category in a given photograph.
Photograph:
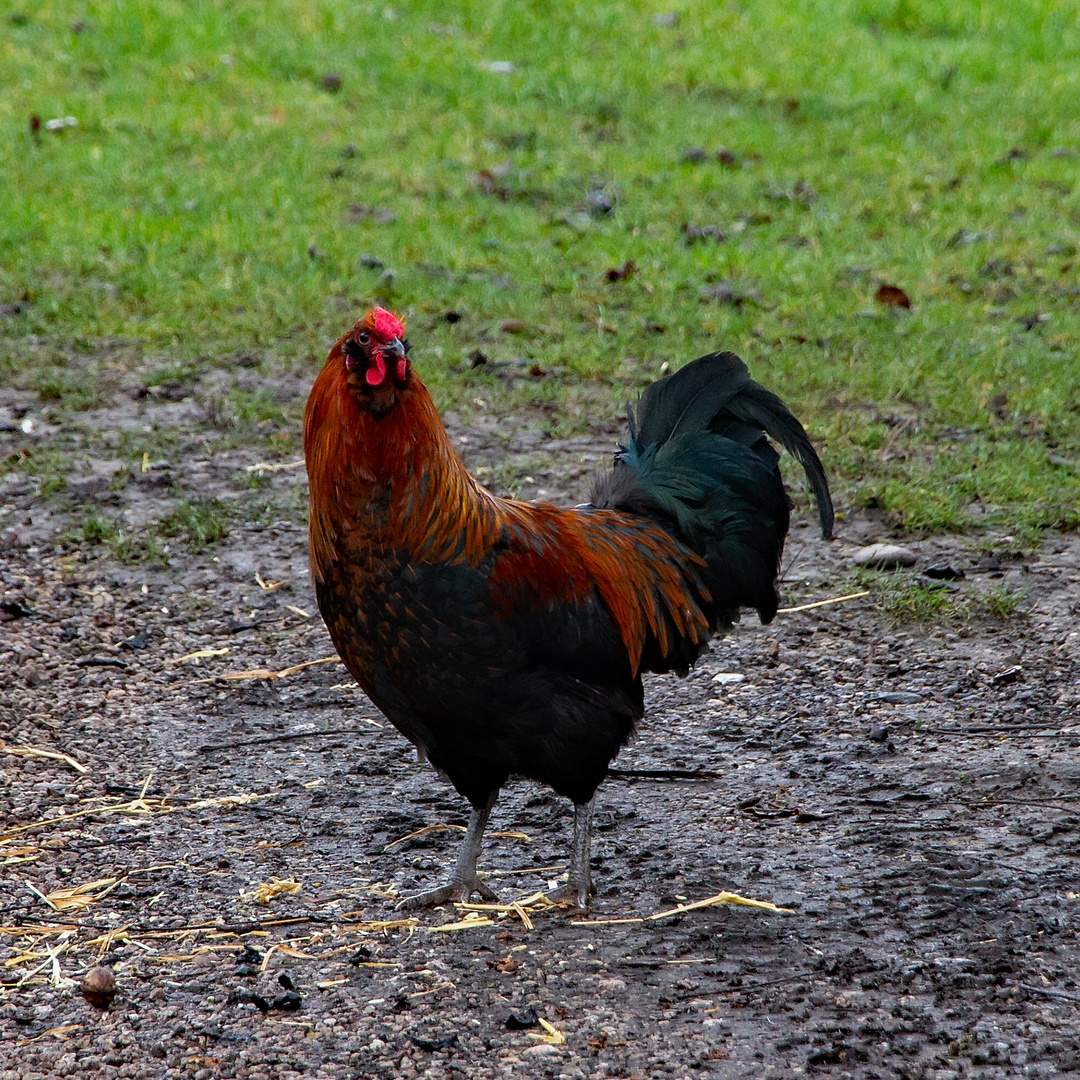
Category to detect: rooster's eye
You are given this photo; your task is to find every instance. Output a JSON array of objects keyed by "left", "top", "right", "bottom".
[{"left": 358, "top": 332, "right": 370, "bottom": 344}]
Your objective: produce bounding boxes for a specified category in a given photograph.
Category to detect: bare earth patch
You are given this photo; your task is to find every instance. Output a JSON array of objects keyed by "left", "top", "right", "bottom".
[{"left": 2, "top": 379, "right": 1079, "bottom": 1080}]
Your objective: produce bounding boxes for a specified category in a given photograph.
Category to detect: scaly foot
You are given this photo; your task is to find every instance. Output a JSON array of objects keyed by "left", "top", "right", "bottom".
[{"left": 396, "top": 875, "right": 500, "bottom": 910}]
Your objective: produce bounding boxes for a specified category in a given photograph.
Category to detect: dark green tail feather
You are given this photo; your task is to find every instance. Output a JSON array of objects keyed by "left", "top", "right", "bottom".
[{"left": 591, "top": 349, "right": 833, "bottom": 635}]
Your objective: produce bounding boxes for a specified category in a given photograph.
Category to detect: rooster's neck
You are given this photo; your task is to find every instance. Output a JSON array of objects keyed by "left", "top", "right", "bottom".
[{"left": 304, "top": 357, "right": 496, "bottom": 582}]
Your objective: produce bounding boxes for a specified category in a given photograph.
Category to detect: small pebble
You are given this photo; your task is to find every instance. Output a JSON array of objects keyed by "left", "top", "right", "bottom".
[
  {"left": 852, "top": 543, "right": 917, "bottom": 570},
  {"left": 81, "top": 966, "right": 116, "bottom": 1009},
  {"left": 711, "top": 672, "right": 745, "bottom": 685}
]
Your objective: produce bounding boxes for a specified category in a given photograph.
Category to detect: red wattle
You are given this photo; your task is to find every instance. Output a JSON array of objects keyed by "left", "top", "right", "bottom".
[
  {"left": 366, "top": 354, "right": 386, "bottom": 386},
  {"left": 396, "top": 358, "right": 408, "bottom": 381}
]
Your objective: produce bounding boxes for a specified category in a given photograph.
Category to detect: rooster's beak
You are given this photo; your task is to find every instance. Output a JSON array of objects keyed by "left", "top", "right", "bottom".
[{"left": 384, "top": 337, "right": 406, "bottom": 359}]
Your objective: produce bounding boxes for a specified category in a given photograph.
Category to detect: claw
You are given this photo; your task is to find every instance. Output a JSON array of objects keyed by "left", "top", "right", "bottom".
[
  {"left": 396, "top": 875, "right": 499, "bottom": 910},
  {"left": 543, "top": 879, "right": 590, "bottom": 911}
]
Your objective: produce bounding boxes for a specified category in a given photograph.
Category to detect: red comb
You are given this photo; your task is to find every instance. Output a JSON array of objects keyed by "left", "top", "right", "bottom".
[{"left": 371, "top": 308, "right": 405, "bottom": 339}]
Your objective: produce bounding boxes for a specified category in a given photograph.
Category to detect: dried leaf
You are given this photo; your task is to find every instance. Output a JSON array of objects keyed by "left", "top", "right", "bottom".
[
  {"left": 601, "top": 260, "right": 636, "bottom": 282},
  {"left": 875, "top": 283, "right": 911, "bottom": 309},
  {"left": 42, "top": 877, "right": 120, "bottom": 912}
]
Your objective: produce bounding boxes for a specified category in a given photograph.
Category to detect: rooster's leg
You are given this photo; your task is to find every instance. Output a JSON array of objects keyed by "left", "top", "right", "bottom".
[
  {"left": 396, "top": 793, "right": 500, "bottom": 909},
  {"left": 544, "top": 797, "right": 595, "bottom": 910}
]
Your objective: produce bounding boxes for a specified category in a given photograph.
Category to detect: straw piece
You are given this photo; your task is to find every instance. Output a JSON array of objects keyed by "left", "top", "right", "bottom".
[
  {"left": 255, "top": 572, "right": 287, "bottom": 592},
  {"left": 646, "top": 890, "right": 793, "bottom": 919},
  {"left": 276, "top": 944, "right": 316, "bottom": 959},
  {"left": 187, "top": 656, "right": 340, "bottom": 685},
  {"left": 776, "top": 590, "right": 870, "bottom": 615},
  {"left": 43, "top": 877, "right": 121, "bottom": 913},
  {"left": 408, "top": 981, "right": 454, "bottom": 998},
  {"left": 528, "top": 1018, "right": 566, "bottom": 1045},
  {"left": 430, "top": 916, "right": 495, "bottom": 933},
  {"left": 360, "top": 918, "right": 418, "bottom": 932},
  {"left": 512, "top": 902, "right": 534, "bottom": 931},
  {"left": 286, "top": 605, "right": 312, "bottom": 618},
  {"left": 188, "top": 792, "right": 277, "bottom": 811},
  {"left": 16, "top": 1023, "right": 82, "bottom": 1047},
  {"left": 246, "top": 459, "right": 305, "bottom": 474},
  {"left": 173, "top": 648, "right": 230, "bottom": 664},
  {"left": 239, "top": 878, "right": 302, "bottom": 905},
  {"left": 1, "top": 741, "right": 87, "bottom": 774},
  {"left": 575, "top": 889, "right": 792, "bottom": 926},
  {"left": 383, "top": 824, "right": 466, "bottom": 851}
]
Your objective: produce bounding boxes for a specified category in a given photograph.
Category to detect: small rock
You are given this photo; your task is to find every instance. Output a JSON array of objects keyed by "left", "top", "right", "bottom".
[
  {"left": 868, "top": 725, "right": 890, "bottom": 742},
  {"left": 852, "top": 543, "right": 916, "bottom": 570},
  {"left": 506, "top": 1007, "right": 539, "bottom": 1029},
  {"left": 924, "top": 564, "right": 965, "bottom": 581},
  {"left": 82, "top": 966, "right": 116, "bottom": 1009},
  {"left": 711, "top": 672, "right": 745, "bottom": 685},
  {"left": 585, "top": 189, "right": 613, "bottom": 217},
  {"left": 521, "top": 1043, "right": 564, "bottom": 1058},
  {"left": 869, "top": 691, "right": 923, "bottom": 705},
  {"left": 271, "top": 990, "right": 302, "bottom": 1011}
]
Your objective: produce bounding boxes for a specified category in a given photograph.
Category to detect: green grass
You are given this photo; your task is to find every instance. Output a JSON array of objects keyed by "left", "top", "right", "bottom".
[
  {"left": 4, "top": 1, "right": 1080, "bottom": 535},
  {"left": 857, "top": 567, "right": 1027, "bottom": 622},
  {"left": 159, "top": 497, "right": 230, "bottom": 549}
]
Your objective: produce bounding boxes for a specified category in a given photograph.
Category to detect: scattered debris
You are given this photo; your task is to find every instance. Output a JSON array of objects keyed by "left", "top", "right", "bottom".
[{"left": 239, "top": 878, "right": 302, "bottom": 905}]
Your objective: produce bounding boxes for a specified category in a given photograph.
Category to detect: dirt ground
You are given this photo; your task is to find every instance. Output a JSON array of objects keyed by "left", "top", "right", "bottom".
[{"left": 2, "top": 364, "right": 1080, "bottom": 1080}]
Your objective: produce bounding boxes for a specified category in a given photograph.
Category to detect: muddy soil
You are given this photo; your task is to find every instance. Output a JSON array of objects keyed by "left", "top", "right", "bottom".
[{"left": 2, "top": 365, "right": 1079, "bottom": 1080}]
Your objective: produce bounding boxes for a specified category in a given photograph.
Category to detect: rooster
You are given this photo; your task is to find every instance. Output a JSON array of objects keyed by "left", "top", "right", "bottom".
[{"left": 304, "top": 307, "right": 832, "bottom": 909}]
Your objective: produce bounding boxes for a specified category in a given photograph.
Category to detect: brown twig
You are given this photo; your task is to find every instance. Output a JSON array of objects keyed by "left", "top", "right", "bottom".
[
  {"left": 1020, "top": 983, "right": 1080, "bottom": 1005},
  {"left": 606, "top": 767, "right": 724, "bottom": 781},
  {"left": 198, "top": 727, "right": 371, "bottom": 754}
]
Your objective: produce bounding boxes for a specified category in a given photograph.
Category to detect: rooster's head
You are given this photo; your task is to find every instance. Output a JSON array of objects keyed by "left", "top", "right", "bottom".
[{"left": 341, "top": 307, "right": 411, "bottom": 390}]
